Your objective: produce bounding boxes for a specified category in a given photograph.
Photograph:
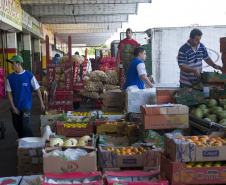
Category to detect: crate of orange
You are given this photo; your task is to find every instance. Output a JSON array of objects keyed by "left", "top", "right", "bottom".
[
  {"left": 96, "top": 119, "right": 127, "bottom": 134},
  {"left": 161, "top": 152, "right": 226, "bottom": 185},
  {"left": 57, "top": 121, "right": 95, "bottom": 137},
  {"left": 164, "top": 131, "right": 226, "bottom": 162},
  {"left": 98, "top": 143, "right": 159, "bottom": 169}
]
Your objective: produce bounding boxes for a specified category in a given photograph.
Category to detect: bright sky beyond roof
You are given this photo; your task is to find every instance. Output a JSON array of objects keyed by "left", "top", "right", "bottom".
[{"left": 107, "top": 0, "right": 226, "bottom": 43}]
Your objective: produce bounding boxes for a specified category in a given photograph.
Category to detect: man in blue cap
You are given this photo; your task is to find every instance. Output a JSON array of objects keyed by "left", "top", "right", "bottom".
[
  {"left": 52, "top": 53, "right": 60, "bottom": 64},
  {"left": 6, "top": 55, "right": 45, "bottom": 138}
]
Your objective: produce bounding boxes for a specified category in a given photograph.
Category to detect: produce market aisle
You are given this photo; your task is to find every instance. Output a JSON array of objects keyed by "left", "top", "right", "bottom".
[{"left": 0, "top": 93, "right": 45, "bottom": 177}]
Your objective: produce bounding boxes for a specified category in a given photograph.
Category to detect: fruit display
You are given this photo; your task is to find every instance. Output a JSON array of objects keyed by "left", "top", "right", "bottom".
[
  {"left": 62, "top": 122, "right": 88, "bottom": 128},
  {"left": 104, "top": 145, "right": 156, "bottom": 155},
  {"left": 190, "top": 99, "right": 226, "bottom": 126},
  {"left": 70, "top": 112, "right": 91, "bottom": 116},
  {"left": 177, "top": 135, "right": 226, "bottom": 147},
  {"left": 49, "top": 135, "right": 91, "bottom": 147},
  {"left": 186, "top": 161, "right": 226, "bottom": 168},
  {"left": 102, "top": 112, "right": 124, "bottom": 115}
]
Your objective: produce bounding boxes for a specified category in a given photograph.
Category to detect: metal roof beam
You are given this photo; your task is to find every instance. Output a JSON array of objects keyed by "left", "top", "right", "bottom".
[
  {"left": 21, "top": 0, "right": 151, "bottom": 5},
  {"left": 49, "top": 23, "right": 122, "bottom": 30},
  {"left": 40, "top": 15, "right": 128, "bottom": 24},
  {"left": 32, "top": 4, "right": 137, "bottom": 16},
  {"left": 54, "top": 28, "right": 117, "bottom": 34}
]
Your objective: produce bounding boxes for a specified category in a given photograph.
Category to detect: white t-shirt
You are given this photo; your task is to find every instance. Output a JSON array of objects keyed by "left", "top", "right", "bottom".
[
  {"left": 136, "top": 63, "right": 147, "bottom": 76},
  {"left": 6, "top": 70, "right": 40, "bottom": 91}
]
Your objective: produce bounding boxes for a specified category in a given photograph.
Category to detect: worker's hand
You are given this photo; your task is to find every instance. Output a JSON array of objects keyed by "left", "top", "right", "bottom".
[
  {"left": 41, "top": 102, "right": 45, "bottom": 112},
  {"left": 12, "top": 107, "right": 20, "bottom": 115},
  {"left": 193, "top": 68, "right": 201, "bottom": 78},
  {"left": 214, "top": 65, "right": 222, "bottom": 71}
]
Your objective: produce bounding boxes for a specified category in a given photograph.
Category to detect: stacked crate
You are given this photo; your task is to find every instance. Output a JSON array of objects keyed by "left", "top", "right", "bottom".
[
  {"left": 46, "top": 36, "right": 73, "bottom": 112},
  {"left": 17, "top": 147, "right": 43, "bottom": 176},
  {"left": 102, "top": 89, "right": 124, "bottom": 112}
]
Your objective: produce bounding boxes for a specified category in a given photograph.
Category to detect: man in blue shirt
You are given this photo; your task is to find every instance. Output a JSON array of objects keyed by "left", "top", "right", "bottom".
[
  {"left": 6, "top": 55, "right": 45, "bottom": 138},
  {"left": 178, "top": 29, "right": 222, "bottom": 87},
  {"left": 123, "top": 47, "right": 154, "bottom": 89},
  {"left": 52, "top": 53, "right": 60, "bottom": 64}
]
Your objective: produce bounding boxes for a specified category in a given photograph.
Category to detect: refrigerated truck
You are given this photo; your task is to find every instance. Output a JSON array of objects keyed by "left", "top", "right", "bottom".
[{"left": 146, "top": 26, "right": 226, "bottom": 87}]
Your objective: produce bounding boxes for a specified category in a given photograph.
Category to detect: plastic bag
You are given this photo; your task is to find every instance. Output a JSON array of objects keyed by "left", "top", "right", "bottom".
[{"left": 61, "top": 148, "right": 87, "bottom": 161}]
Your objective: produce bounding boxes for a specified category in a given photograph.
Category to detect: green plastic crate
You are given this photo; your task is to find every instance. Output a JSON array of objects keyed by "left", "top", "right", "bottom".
[
  {"left": 122, "top": 44, "right": 136, "bottom": 53},
  {"left": 201, "top": 72, "right": 226, "bottom": 82},
  {"left": 175, "top": 91, "right": 205, "bottom": 106}
]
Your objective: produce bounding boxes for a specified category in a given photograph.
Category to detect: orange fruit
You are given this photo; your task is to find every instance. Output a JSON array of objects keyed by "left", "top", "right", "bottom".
[
  {"left": 128, "top": 146, "right": 133, "bottom": 150},
  {"left": 113, "top": 122, "right": 117, "bottom": 125},
  {"left": 199, "top": 136, "right": 209, "bottom": 140},
  {"left": 212, "top": 141, "right": 222, "bottom": 146},
  {"left": 207, "top": 138, "right": 216, "bottom": 143},
  {"left": 190, "top": 136, "right": 199, "bottom": 141},
  {"left": 115, "top": 149, "right": 120, "bottom": 154},
  {"left": 131, "top": 152, "right": 135, "bottom": 155},
  {"left": 139, "top": 147, "right": 144, "bottom": 151},
  {"left": 213, "top": 136, "right": 221, "bottom": 140},
  {"left": 197, "top": 144, "right": 206, "bottom": 147},
  {"left": 140, "top": 149, "right": 146, "bottom": 153},
  {"left": 218, "top": 139, "right": 226, "bottom": 144},
  {"left": 125, "top": 148, "right": 131, "bottom": 153},
  {"left": 105, "top": 122, "right": 109, "bottom": 125},
  {"left": 132, "top": 148, "right": 138, "bottom": 154},
  {"left": 194, "top": 141, "right": 202, "bottom": 146},
  {"left": 198, "top": 138, "right": 206, "bottom": 143},
  {"left": 185, "top": 139, "right": 193, "bottom": 142},
  {"left": 138, "top": 151, "right": 142, "bottom": 155},
  {"left": 126, "top": 152, "right": 132, "bottom": 155},
  {"left": 119, "top": 147, "right": 125, "bottom": 152},
  {"left": 110, "top": 147, "right": 114, "bottom": 151},
  {"left": 120, "top": 150, "right": 126, "bottom": 155}
]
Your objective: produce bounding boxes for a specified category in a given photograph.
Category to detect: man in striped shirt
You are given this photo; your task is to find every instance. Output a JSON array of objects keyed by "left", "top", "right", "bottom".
[{"left": 178, "top": 29, "right": 222, "bottom": 87}]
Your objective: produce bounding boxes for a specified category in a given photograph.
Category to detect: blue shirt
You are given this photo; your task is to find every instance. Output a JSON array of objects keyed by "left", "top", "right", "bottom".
[
  {"left": 178, "top": 40, "right": 209, "bottom": 86},
  {"left": 7, "top": 71, "right": 38, "bottom": 111},
  {"left": 52, "top": 57, "right": 60, "bottom": 64},
  {"left": 123, "top": 58, "right": 145, "bottom": 90}
]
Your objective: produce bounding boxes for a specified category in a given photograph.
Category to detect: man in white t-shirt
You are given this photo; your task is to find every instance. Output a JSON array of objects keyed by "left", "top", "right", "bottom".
[{"left": 123, "top": 47, "right": 154, "bottom": 89}]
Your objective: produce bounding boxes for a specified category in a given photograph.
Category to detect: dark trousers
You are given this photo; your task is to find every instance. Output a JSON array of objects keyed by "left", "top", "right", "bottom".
[{"left": 11, "top": 109, "right": 33, "bottom": 138}]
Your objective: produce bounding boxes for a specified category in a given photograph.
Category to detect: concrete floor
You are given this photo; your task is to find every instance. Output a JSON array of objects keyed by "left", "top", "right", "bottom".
[{"left": 0, "top": 94, "right": 96, "bottom": 177}]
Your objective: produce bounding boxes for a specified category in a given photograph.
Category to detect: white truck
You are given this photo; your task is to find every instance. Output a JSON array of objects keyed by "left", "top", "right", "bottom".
[{"left": 146, "top": 26, "right": 226, "bottom": 87}]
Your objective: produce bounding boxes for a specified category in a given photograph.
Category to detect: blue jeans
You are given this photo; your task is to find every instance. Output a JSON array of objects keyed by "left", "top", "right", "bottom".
[{"left": 11, "top": 109, "right": 33, "bottom": 138}]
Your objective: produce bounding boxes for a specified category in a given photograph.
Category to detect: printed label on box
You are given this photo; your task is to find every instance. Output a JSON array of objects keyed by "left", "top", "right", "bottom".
[
  {"left": 29, "top": 150, "right": 37, "bottom": 156},
  {"left": 123, "top": 159, "right": 137, "bottom": 164},
  {"left": 203, "top": 150, "right": 219, "bottom": 157},
  {"left": 61, "top": 162, "right": 79, "bottom": 173}
]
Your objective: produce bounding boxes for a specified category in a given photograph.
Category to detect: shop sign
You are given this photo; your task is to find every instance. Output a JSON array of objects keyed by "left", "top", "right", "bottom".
[
  {"left": 41, "top": 24, "right": 54, "bottom": 45},
  {"left": 0, "top": 0, "right": 22, "bottom": 31},
  {"left": 22, "top": 10, "right": 42, "bottom": 37}
]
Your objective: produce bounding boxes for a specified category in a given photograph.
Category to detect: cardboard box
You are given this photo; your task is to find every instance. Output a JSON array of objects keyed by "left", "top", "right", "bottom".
[
  {"left": 96, "top": 119, "right": 127, "bottom": 134},
  {"left": 201, "top": 71, "right": 226, "bottom": 82},
  {"left": 18, "top": 164, "right": 43, "bottom": 175},
  {"left": 20, "top": 175, "right": 42, "bottom": 185},
  {"left": 139, "top": 125, "right": 184, "bottom": 149},
  {"left": 164, "top": 131, "right": 226, "bottom": 162},
  {"left": 98, "top": 111, "right": 126, "bottom": 121},
  {"left": 161, "top": 152, "right": 226, "bottom": 185},
  {"left": 101, "top": 105, "right": 123, "bottom": 112},
  {"left": 43, "top": 147, "right": 97, "bottom": 174},
  {"left": 175, "top": 88, "right": 205, "bottom": 106},
  {"left": 157, "top": 88, "right": 177, "bottom": 104},
  {"left": 40, "top": 110, "right": 64, "bottom": 126},
  {"left": 18, "top": 156, "right": 43, "bottom": 165},
  {"left": 98, "top": 135, "right": 140, "bottom": 147},
  {"left": 103, "top": 96, "right": 124, "bottom": 107},
  {"left": 98, "top": 143, "right": 159, "bottom": 168},
  {"left": 102, "top": 166, "right": 160, "bottom": 173},
  {"left": 140, "top": 104, "right": 189, "bottom": 129},
  {"left": 42, "top": 171, "right": 103, "bottom": 185},
  {"left": 57, "top": 121, "right": 95, "bottom": 137},
  {"left": 105, "top": 170, "right": 168, "bottom": 185},
  {"left": 125, "top": 122, "right": 140, "bottom": 137},
  {"left": 17, "top": 148, "right": 43, "bottom": 157}
]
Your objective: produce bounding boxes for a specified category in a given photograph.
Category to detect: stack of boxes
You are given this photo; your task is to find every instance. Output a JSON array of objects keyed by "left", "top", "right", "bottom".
[
  {"left": 102, "top": 89, "right": 124, "bottom": 112},
  {"left": 17, "top": 147, "right": 43, "bottom": 176}
]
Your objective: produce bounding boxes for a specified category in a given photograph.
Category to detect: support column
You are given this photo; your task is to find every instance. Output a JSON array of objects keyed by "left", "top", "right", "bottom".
[
  {"left": 22, "top": 34, "right": 32, "bottom": 72},
  {"left": 42, "top": 42, "right": 52, "bottom": 69},
  {"left": 7, "top": 33, "right": 17, "bottom": 75}
]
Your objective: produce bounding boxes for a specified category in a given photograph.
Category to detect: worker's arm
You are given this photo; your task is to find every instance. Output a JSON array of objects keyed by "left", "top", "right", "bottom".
[
  {"left": 179, "top": 64, "right": 201, "bottom": 78},
  {"left": 139, "top": 74, "right": 155, "bottom": 88},
  {"left": 36, "top": 88, "right": 45, "bottom": 112},
  {"left": 7, "top": 91, "right": 20, "bottom": 115},
  {"left": 205, "top": 57, "right": 222, "bottom": 71},
  {"left": 116, "top": 49, "right": 120, "bottom": 67}
]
